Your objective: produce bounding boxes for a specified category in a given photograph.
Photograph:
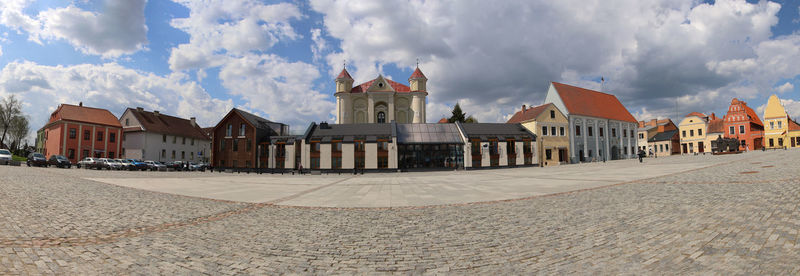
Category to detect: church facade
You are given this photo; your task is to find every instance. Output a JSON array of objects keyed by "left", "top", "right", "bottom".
[{"left": 334, "top": 67, "right": 428, "bottom": 124}]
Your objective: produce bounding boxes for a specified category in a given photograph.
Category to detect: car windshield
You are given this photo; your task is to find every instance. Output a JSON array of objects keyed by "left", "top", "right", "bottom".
[
  {"left": 33, "top": 153, "right": 44, "bottom": 158},
  {"left": 0, "top": 150, "right": 10, "bottom": 155},
  {"left": 56, "top": 156, "right": 67, "bottom": 160}
]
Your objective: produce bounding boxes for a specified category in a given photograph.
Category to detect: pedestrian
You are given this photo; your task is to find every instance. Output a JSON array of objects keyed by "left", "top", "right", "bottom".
[{"left": 638, "top": 149, "right": 645, "bottom": 163}]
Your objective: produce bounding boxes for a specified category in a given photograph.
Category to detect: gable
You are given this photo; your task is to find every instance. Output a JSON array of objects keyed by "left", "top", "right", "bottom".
[
  {"left": 366, "top": 75, "right": 395, "bottom": 92},
  {"left": 550, "top": 82, "right": 636, "bottom": 123}
]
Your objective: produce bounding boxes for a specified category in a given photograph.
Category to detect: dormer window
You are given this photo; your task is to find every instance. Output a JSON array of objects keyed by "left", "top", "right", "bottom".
[{"left": 378, "top": 82, "right": 384, "bottom": 88}]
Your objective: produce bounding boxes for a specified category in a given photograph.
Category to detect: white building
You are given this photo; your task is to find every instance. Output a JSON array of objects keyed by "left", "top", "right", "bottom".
[
  {"left": 120, "top": 107, "right": 211, "bottom": 163},
  {"left": 334, "top": 67, "right": 428, "bottom": 124},
  {"left": 544, "top": 82, "right": 638, "bottom": 163}
]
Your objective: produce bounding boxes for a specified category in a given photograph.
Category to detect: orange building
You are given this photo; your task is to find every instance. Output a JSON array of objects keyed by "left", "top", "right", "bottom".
[
  {"left": 41, "top": 103, "right": 123, "bottom": 164},
  {"left": 722, "top": 98, "right": 763, "bottom": 151}
]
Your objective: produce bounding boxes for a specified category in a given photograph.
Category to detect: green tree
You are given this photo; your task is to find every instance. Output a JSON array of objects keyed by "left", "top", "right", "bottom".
[{"left": 448, "top": 103, "right": 478, "bottom": 123}]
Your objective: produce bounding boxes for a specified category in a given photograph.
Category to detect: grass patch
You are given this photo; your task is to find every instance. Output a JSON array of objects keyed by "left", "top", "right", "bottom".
[{"left": 12, "top": 155, "right": 26, "bottom": 162}]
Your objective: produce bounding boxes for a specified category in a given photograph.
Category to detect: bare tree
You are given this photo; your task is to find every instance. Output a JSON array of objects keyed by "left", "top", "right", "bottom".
[
  {"left": 8, "top": 115, "right": 29, "bottom": 153},
  {"left": 0, "top": 95, "right": 23, "bottom": 148}
]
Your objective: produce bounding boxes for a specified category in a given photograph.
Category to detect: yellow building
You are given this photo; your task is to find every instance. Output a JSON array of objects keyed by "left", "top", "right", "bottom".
[
  {"left": 763, "top": 94, "right": 790, "bottom": 149},
  {"left": 678, "top": 112, "right": 710, "bottom": 154},
  {"left": 507, "top": 103, "right": 569, "bottom": 166}
]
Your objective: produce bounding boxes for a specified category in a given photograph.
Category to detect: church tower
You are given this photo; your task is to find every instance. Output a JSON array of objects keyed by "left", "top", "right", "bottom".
[
  {"left": 334, "top": 65, "right": 428, "bottom": 124},
  {"left": 335, "top": 68, "right": 354, "bottom": 93},
  {"left": 409, "top": 67, "right": 427, "bottom": 92}
]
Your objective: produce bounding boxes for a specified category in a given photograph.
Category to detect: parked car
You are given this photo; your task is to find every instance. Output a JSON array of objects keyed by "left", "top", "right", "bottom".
[
  {"left": 188, "top": 162, "right": 204, "bottom": 171},
  {"left": 144, "top": 160, "right": 166, "bottom": 171},
  {"left": 167, "top": 161, "right": 185, "bottom": 171},
  {"left": 77, "top": 157, "right": 98, "bottom": 169},
  {"left": 0, "top": 149, "right": 11, "bottom": 165},
  {"left": 26, "top": 153, "right": 47, "bottom": 167},
  {"left": 108, "top": 159, "right": 124, "bottom": 170},
  {"left": 47, "top": 155, "right": 72, "bottom": 168},
  {"left": 116, "top": 159, "right": 133, "bottom": 170},
  {"left": 127, "top": 159, "right": 148, "bottom": 171},
  {"left": 95, "top": 158, "right": 114, "bottom": 170}
]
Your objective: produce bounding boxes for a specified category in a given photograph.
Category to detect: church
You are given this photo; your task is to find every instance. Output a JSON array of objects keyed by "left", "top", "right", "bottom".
[{"left": 334, "top": 67, "right": 428, "bottom": 124}]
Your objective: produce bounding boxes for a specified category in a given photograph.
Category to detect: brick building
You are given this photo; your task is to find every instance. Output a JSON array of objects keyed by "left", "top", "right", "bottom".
[
  {"left": 211, "top": 108, "right": 288, "bottom": 169},
  {"left": 40, "top": 103, "right": 122, "bottom": 163},
  {"left": 722, "top": 98, "right": 764, "bottom": 151}
]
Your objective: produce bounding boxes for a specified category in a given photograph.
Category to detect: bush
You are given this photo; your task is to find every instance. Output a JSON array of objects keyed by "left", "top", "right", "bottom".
[{"left": 12, "top": 155, "right": 26, "bottom": 162}]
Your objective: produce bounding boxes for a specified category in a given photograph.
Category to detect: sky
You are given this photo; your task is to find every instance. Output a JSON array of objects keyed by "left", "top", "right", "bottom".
[{"left": 1, "top": 0, "right": 800, "bottom": 141}]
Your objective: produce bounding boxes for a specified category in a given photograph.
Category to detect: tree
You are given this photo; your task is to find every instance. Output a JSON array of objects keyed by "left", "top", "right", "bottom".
[
  {"left": 448, "top": 103, "right": 478, "bottom": 123},
  {"left": 0, "top": 95, "right": 23, "bottom": 148},
  {"left": 8, "top": 115, "right": 29, "bottom": 153}
]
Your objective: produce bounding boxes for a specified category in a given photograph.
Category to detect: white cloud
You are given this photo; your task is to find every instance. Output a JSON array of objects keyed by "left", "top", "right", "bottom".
[
  {"left": 0, "top": 0, "right": 148, "bottom": 57},
  {"left": 310, "top": 28, "right": 327, "bottom": 62},
  {"left": 312, "top": 0, "right": 792, "bottom": 123},
  {"left": 776, "top": 82, "right": 794, "bottom": 93},
  {"left": 0, "top": 61, "right": 233, "bottom": 142}
]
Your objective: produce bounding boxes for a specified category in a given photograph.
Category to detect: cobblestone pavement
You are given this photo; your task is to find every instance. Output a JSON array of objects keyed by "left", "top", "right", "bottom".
[{"left": 2, "top": 150, "right": 800, "bottom": 274}]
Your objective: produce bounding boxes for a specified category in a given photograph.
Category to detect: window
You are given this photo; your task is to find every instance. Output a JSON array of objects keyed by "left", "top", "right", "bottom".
[
  {"left": 108, "top": 152, "right": 114, "bottom": 159},
  {"left": 599, "top": 127, "right": 604, "bottom": 137},
  {"left": 575, "top": 125, "right": 581, "bottom": 136},
  {"left": 682, "top": 130, "right": 686, "bottom": 137},
  {"left": 97, "top": 131, "right": 104, "bottom": 141},
  {"left": 690, "top": 130, "right": 694, "bottom": 137},
  {"left": 125, "top": 118, "right": 129, "bottom": 126},
  {"left": 665, "top": 144, "right": 669, "bottom": 151},
  {"left": 333, "top": 142, "right": 341, "bottom": 152},
  {"left": 377, "top": 156, "right": 388, "bottom": 168},
  {"left": 332, "top": 157, "right": 341, "bottom": 169},
  {"left": 659, "top": 144, "right": 663, "bottom": 152},
  {"left": 220, "top": 140, "right": 226, "bottom": 150},
  {"left": 559, "top": 127, "right": 565, "bottom": 136},
  {"left": 551, "top": 127, "right": 556, "bottom": 137},
  {"left": 624, "top": 147, "right": 628, "bottom": 155},
  {"left": 109, "top": 133, "right": 115, "bottom": 143},
  {"left": 161, "top": 149, "right": 166, "bottom": 158},
  {"left": 550, "top": 110, "right": 555, "bottom": 118},
  {"left": 639, "top": 133, "right": 644, "bottom": 139},
  {"left": 233, "top": 139, "right": 238, "bottom": 151},
  {"left": 729, "top": 126, "right": 735, "bottom": 135},
  {"left": 379, "top": 141, "right": 389, "bottom": 151},
  {"left": 123, "top": 133, "right": 126, "bottom": 142},
  {"left": 163, "top": 134, "right": 167, "bottom": 142},
  {"left": 377, "top": 112, "right": 386, "bottom": 123},
  {"left": 740, "top": 140, "right": 746, "bottom": 147},
  {"left": 171, "top": 150, "right": 176, "bottom": 159},
  {"left": 623, "top": 129, "right": 627, "bottom": 137},
  {"left": 68, "top": 149, "right": 75, "bottom": 159},
  {"left": 69, "top": 128, "right": 76, "bottom": 139},
  {"left": 545, "top": 149, "right": 552, "bottom": 160},
  {"left": 84, "top": 130, "right": 90, "bottom": 140},
  {"left": 226, "top": 124, "right": 232, "bottom": 137},
  {"left": 246, "top": 139, "right": 252, "bottom": 152},
  {"left": 739, "top": 125, "right": 745, "bottom": 134},
  {"left": 771, "top": 121, "right": 775, "bottom": 129},
  {"left": 612, "top": 128, "right": 616, "bottom": 137},
  {"left": 778, "top": 138, "right": 784, "bottom": 147},
  {"left": 630, "top": 130, "right": 634, "bottom": 137},
  {"left": 588, "top": 127, "right": 593, "bottom": 136},
  {"left": 240, "top": 124, "right": 246, "bottom": 136},
  {"left": 181, "top": 151, "right": 185, "bottom": 159},
  {"left": 778, "top": 121, "right": 782, "bottom": 129},
  {"left": 182, "top": 137, "right": 186, "bottom": 145},
  {"left": 698, "top": 129, "right": 702, "bottom": 136},
  {"left": 191, "top": 139, "right": 194, "bottom": 146},
  {"left": 542, "top": 126, "right": 548, "bottom": 136}
]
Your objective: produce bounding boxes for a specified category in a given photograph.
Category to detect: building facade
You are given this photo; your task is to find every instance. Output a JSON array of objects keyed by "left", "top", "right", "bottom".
[
  {"left": 544, "top": 82, "right": 638, "bottom": 163},
  {"left": 678, "top": 112, "right": 710, "bottom": 154},
  {"left": 637, "top": 119, "right": 677, "bottom": 154},
  {"left": 211, "top": 108, "right": 289, "bottom": 169},
  {"left": 119, "top": 107, "right": 211, "bottom": 163},
  {"left": 40, "top": 103, "right": 122, "bottom": 164},
  {"left": 647, "top": 130, "right": 680, "bottom": 156},
  {"left": 507, "top": 103, "right": 569, "bottom": 166},
  {"left": 294, "top": 122, "right": 536, "bottom": 171},
  {"left": 334, "top": 67, "right": 427, "bottom": 124},
  {"left": 722, "top": 98, "right": 764, "bottom": 151},
  {"left": 762, "top": 95, "right": 790, "bottom": 149}
]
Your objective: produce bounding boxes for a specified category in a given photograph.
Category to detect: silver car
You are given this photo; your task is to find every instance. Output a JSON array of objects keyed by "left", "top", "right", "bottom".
[
  {"left": 0, "top": 149, "right": 12, "bottom": 165},
  {"left": 144, "top": 160, "right": 166, "bottom": 171}
]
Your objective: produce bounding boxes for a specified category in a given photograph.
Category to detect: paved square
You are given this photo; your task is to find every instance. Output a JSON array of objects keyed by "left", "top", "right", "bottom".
[{"left": 2, "top": 150, "right": 800, "bottom": 274}]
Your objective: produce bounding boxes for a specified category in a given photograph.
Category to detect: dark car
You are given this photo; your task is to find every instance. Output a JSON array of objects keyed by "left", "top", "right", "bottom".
[
  {"left": 167, "top": 161, "right": 185, "bottom": 171},
  {"left": 127, "top": 159, "right": 148, "bottom": 171},
  {"left": 47, "top": 155, "right": 72, "bottom": 168},
  {"left": 26, "top": 153, "right": 47, "bottom": 167}
]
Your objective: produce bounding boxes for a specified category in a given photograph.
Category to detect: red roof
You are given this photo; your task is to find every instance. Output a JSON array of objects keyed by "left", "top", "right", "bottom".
[
  {"left": 125, "top": 108, "right": 210, "bottom": 140},
  {"left": 336, "top": 68, "right": 353, "bottom": 80},
  {"left": 438, "top": 118, "right": 449, "bottom": 123},
  {"left": 506, "top": 103, "right": 553, "bottom": 124},
  {"left": 48, "top": 104, "right": 121, "bottom": 127},
  {"left": 789, "top": 119, "right": 800, "bottom": 131},
  {"left": 742, "top": 103, "right": 763, "bottom": 126},
  {"left": 350, "top": 78, "right": 411, "bottom": 93},
  {"left": 409, "top": 67, "right": 426, "bottom": 80},
  {"left": 685, "top": 112, "right": 706, "bottom": 118},
  {"left": 551, "top": 82, "right": 637, "bottom": 123},
  {"left": 707, "top": 118, "right": 724, "bottom": 133}
]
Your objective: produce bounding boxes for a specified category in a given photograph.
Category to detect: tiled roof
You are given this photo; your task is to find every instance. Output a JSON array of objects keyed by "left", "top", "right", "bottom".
[
  {"left": 648, "top": 130, "right": 678, "bottom": 142},
  {"left": 234, "top": 108, "right": 284, "bottom": 133},
  {"left": 506, "top": 103, "right": 553, "bottom": 124},
  {"left": 706, "top": 118, "right": 724, "bottom": 134},
  {"left": 551, "top": 82, "right": 637, "bottom": 123},
  {"left": 438, "top": 118, "right": 449, "bottom": 123},
  {"left": 125, "top": 108, "right": 210, "bottom": 140},
  {"left": 350, "top": 78, "right": 411, "bottom": 93},
  {"left": 685, "top": 112, "right": 706, "bottom": 118},
  {"left": 409, "top": 67, "right": 426, "bottom": 79},
  {"left": 336, "top": 68, "right": 353, "bottom": 80},
  {"left": 789, "top": 119, "right": 800, "bottom": 131},
  {"left": 741, "top": 103, "right": 763, "bottom": 126},
  {"left": 48, "top": 104, "right": 121, "bottom": 127},
  {"left": 202, "top": 127, "right": 214, "bottom": 136}
]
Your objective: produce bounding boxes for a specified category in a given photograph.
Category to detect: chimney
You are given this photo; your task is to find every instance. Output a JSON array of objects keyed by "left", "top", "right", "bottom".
[
  {"left": 136, "top": 107, "right": 144, "bottom": 112},
  {"left": 710, "top": 113, "right": 717, "bottom": 120},
  {"left": 649, "top": 119, "right": 657, "bottom": 125},
  {"left": 190, "top": 117, "right": 196, "bottom": 127},
  {"left": 154, "top": 111, "right": 160, "bottom": 116},
  {"left": 522, "top": 104, "right": 526, "bottom": 112},
  {"left": 79, "top": 102, "right": 83, "bottom": 107},
  {"left": 319, "top": 121, "right": 330, "bottom": 129}
]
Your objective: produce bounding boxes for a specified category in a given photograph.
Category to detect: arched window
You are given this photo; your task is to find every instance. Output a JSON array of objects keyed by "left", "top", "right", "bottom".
[{"left": 377, "top": 112, "right": 386, "bottom": 123}]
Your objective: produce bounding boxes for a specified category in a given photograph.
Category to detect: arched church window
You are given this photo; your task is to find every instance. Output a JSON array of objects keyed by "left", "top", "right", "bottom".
[{"left": 377, "top": 112, "right": 386, "bottom": 123}]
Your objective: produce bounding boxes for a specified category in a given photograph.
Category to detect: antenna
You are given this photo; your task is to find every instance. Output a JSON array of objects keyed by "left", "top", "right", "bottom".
[
  {"left": 343, "top": 60, "right": 346, "bottom": 69},
  {"left": 416, "top": 58, "right": 419, "bottom": 68},
  {"left": 600, "top": 76, "right": 604, "bottom": 92}
]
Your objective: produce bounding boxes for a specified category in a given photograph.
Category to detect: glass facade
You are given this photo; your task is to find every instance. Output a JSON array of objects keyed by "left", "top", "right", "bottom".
[{"left": 398, "top": 144, "right": 464, "bottom": 169}]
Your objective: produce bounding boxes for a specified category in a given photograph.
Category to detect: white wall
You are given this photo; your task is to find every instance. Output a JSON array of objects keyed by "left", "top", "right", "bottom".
[
  {"left": 365, "top": 143, "right": 377, "bottom": 169},
  {"left": 342, "top": 143, "right": 354, "bottom": 169},
  {"left": 321, "top": 143, "right": 331, "bottom": 169}
]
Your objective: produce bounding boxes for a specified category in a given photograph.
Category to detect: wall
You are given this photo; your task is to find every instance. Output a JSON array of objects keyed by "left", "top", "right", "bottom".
[{"left": 678, "top": 116, "right": 708, "bottom": 154}]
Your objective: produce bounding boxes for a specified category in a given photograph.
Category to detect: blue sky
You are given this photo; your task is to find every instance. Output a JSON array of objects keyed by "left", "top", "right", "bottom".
[{"left": 1, "top": 0, "right": 800, "bottom": 139}]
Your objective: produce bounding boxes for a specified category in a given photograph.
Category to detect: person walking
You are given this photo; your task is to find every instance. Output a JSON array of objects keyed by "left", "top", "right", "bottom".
[{"left": 638, "top": 149, "right": 645, "bottom": 163}]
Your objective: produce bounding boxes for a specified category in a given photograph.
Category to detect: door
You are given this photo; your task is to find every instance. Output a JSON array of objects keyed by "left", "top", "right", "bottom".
[
  {"left": 681, "top": 143, "right": 687, "bottom": 154},
  {"left": 698, "top": 142, "right": 704, "bottom": 153}
]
